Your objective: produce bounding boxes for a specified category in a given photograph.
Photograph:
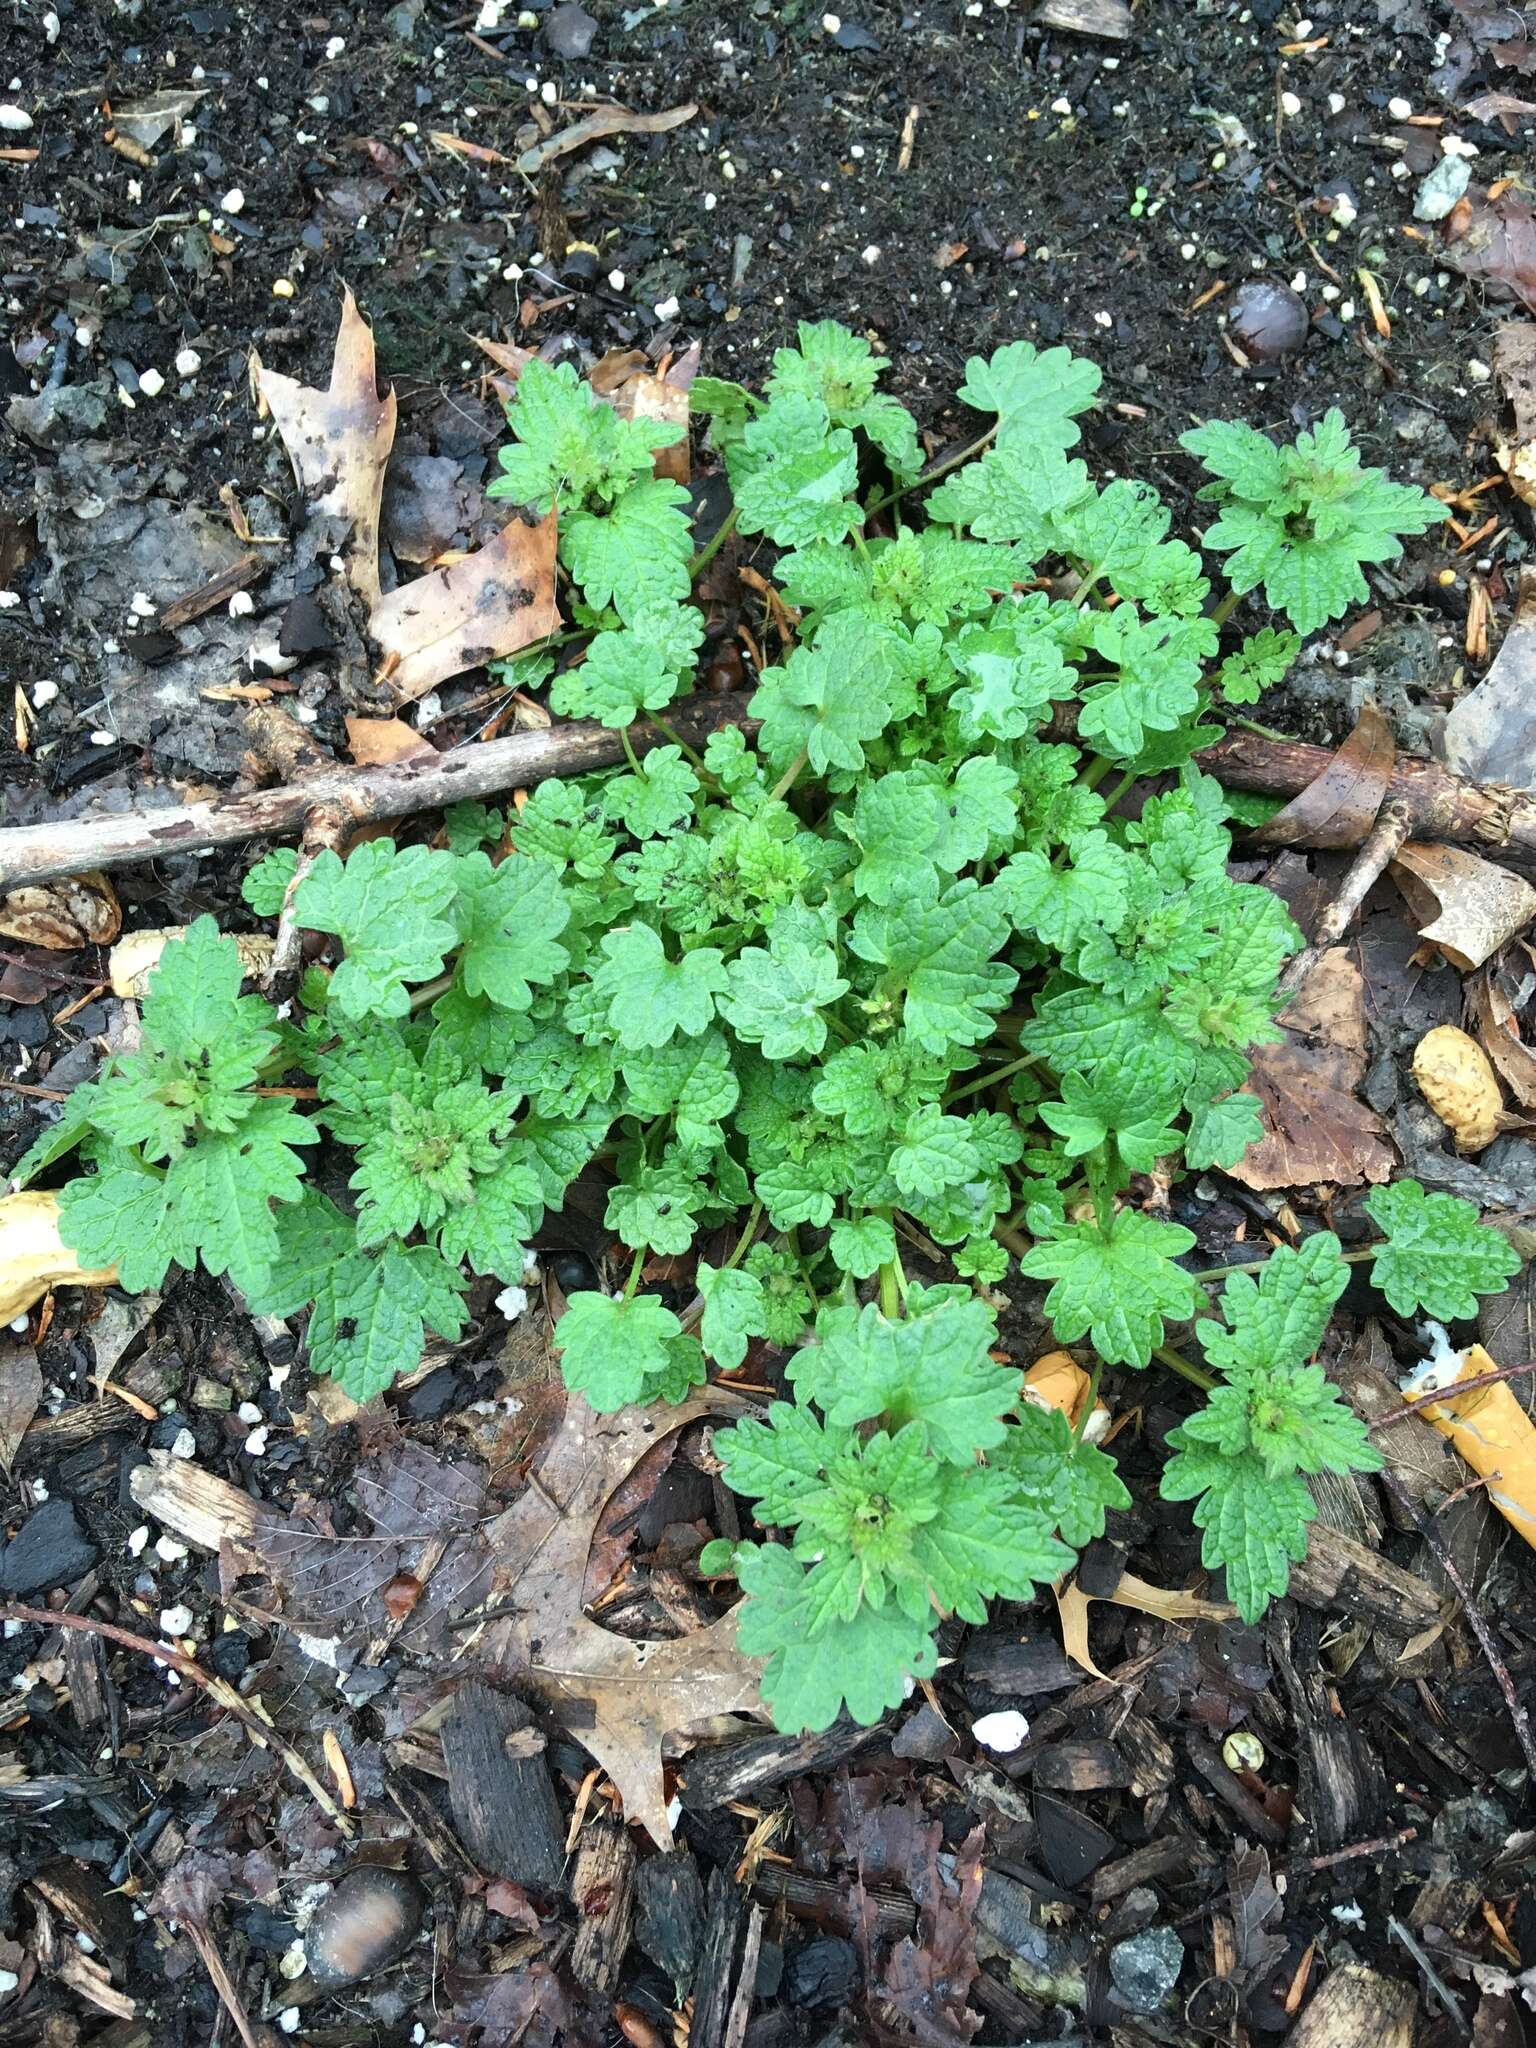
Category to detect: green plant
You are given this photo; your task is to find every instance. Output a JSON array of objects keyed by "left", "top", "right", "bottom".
[{"left": 17, "top": 324, "right": 1508, "bottom": 1730}]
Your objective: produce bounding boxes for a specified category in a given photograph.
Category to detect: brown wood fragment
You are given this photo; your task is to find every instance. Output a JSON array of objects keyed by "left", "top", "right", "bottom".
[
  {"left": 154, "top": 552, "right": 266, "bottom": 632},
  {"left": 1030, "top": 1738, "right": 1132, "bottom": 1793},
  {"left": 1283, "top": 1963, "right": 1415, "bottom": 2048},
  {"left": 679, "top": 1714, "right": 890, "bottom": 1811},
  {"left": 568, "top": 1818, "right": 636, "bottom": 1998},
  {"left": 440, "top": 1680, "right": 566, "bottom": 1894},
  {"left": 1089, "top": 1837, "right": 1214, "bottom": 1904},
  {"left": 1288, "top": 1522, "right": 1446, "bottom": 1636},
  {"left": 127, "top": 1452, "right": 267, "bottom": 1573},
  {"left": 1187, "top": 1735, "right": 1286, "bottom": 1846}
]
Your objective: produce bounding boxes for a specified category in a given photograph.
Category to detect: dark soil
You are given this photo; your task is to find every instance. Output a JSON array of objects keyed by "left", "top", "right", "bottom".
[{"left": 1, "top": 1, "right": 1535, "bottom": 2044}]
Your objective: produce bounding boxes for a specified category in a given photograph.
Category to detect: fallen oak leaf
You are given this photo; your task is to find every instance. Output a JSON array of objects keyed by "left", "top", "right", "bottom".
[
  {"left": 480, "top": 1387, "right": 766, "bottom": 1846},
  {"left": 1442, "top": 564, "right": 1536, "bottom": 793},
  {"left": 1054, "top": 1570, "right": 1235, "bottom": 1678},
  {"left": 1389, "top": 841, "right": 1536, "bottom": 972},
  {"left": 370, "top": 509, "right": 559, "bottom": 701},
  {"left": 256, "top": 287, "right": 397, "bottom": 611},
  {"left": 1469, "top": 966, "right": 1536, "bottom": 1110},
  {"left": 344, "top": 714, "right": 440, "bottom": 767},
  {"left": 0, "top": 1341, "right": 41, "bottom": 1476}
]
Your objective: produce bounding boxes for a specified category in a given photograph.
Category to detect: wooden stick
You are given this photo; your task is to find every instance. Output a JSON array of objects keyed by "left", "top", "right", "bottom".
[
  {"left": 2, "top": 699, "right": 1532, "bottom": 896},
  {"left": 0, "top": 693, "right": 758, "bottom": 893}
]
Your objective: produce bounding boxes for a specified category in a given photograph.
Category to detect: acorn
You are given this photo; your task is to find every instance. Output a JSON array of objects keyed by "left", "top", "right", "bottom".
[
  {"left": 1412, "top": 1025, "right": 1503, "bottom": 1154},
  {"left": 304, "top": 1867, "right": 426, "bottom": 1989}
]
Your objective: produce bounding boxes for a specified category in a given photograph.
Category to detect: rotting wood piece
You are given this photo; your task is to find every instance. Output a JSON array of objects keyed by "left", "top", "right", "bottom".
[
  {"left": 439, "top": 1679, "right": 566, "bottom": 1894},
  {"left": 1287, "top": 1522, "right": 1445, "bottom": 1636},
  {"left": 678, "top": 1713, "right": 892, "bottom": 1811},
  {"left": 567, "top": 1818, "right": 636, "bottom": 1999},
  {"left": 634, "top": 1849, "right": 707, "bottom": 1998},
  {"left": 0, "top": 691, "right": 759, "bottom": 892},
  {"left": 154, "top": 552, "right": 266, "bottom": 632},
  {"left": 127, "top": 1452, "right": 267, "bottom": 1573},
  {"left": 1283, "top": 1963, "right": 1415, "bottom": 2048}
]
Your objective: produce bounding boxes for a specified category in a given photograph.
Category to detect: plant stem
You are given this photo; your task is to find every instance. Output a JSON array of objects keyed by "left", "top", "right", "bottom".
[
  {"left": 1101, "top": 767, "right": 1138, "bottom": 813},
  {"left": 645, "top": 711, "right": 713, "bottom": 776},
  {"left": 620, "top": 724, "right": 643, "bottom": 773},
  {"left": 945, "top": 1050, "right": 1039, "bottom": 1104},
  {"left": 721, "top": 1199, "right": 764, "bottom": 1271},
  {"left": 1212, "top": 587, "right": 1243, "bottom": 629},
  {"left": 623, "top": 1245, "right": 646, "bottom": 1301},
  {"left": 878, "top": 1210, "right": 907, "bottom": 1317},
  {"left": 688, "top": 505, "right": 739, "bottom": 581},
  {"left": 1154, "top": 1344, "right": 1216, "bottom": 1392},
  {"left": 1190, "top": 1246, "right": 1375, "bottom": 1282},
  {"left": 768, "top": 746, "right": 809, "bottom": 803},
  {"left": 1078, "top": 754, "right": 1116, "bottom": 792},
  {"left": 866, "top": 422, "right": 999, "bottom": 518}
]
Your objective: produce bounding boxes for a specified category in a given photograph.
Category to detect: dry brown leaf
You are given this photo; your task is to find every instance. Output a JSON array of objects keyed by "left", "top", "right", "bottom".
[
  {"left": 344, "top": 714, "right": 439, "bottom": 766},
  {"left": 1442, "top": 564, "right": 1536, "bottom": 790},
  {"left": 1469, "top": 968, "right": 1536, "bottom": 1110},
  {"left": 0, "top": 1192, "right": 118, "bottom": 1323},
  {"left": 614, "top": 371, "right": 690, "bottom": 485},
  {"left": 1492, "top": 322, "right": 1536, "bottom": 509},
  {"left": 1229, "top": 948, "right": 1395, "bottom": 1190},
  {"left": 1249, "top": 701, "right": 1395, "bottom": 849},
  {"left": 471, "top": 333, "right": 538, "bottom": 383},
  {"left": 0, "top": 871, "right": 120, "bottom": 950},
  {"left": 1444, "top": 186, "right": 1536, "bottom": 315},
  {"left": 370, "top": 510, "right": 559, "bottom": 701},
  {"left": 1054, "top": 1570, "right": 1235, "bottom": 1678},
  {"left": 514, "top": 100, "right": 697, "bottom": 177},
  {"left": 0, "top": 1342, "right": 42, "bottom": 1475},
  {"left": 256, "top": 287, "right": 397, "bottom": 611},
  {"left": 110, "top": 926, "right": 272, "bottom": 998},
  {"left": 1389, "top": 842, "right": 1536, "bottom": 971},
  {"left": 481, "top": 1389, "right": 764, "bottom": 1846}
]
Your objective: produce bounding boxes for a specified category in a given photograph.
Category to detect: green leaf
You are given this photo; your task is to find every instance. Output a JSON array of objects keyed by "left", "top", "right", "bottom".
[
  {"left": 1039, "top": 1049, "right": 1184, "bottom": 1173},
  {"left": 554, "top": 1290, "right": 685, "bottom": 1412},
  {"left": 592, "top": 924, "right": 729, "bottom": 1049},
  {"left": 731, "top": 1540, "right": 939, "bottom": 1732},
  {"left": 957, "top": 339, "right": 1101, "bottom": 455},
  {"left": 601, "top": 746, "right": 700, "bottom": 840},
  {"left": 790, "top": 1298, "right": 1020, "bottom": 1463},
  {"left": 1200, "top": 1233, "right": 1350, "bottom": 1377},
  {"left": 1183, "top": 1090, "right": 1265, "bottom": 1171},
  {"left": 490, "top": 357, "right": 681, "bottom": 513},
  {"left": 1020, "top": 1208, "right": 1201, "bottom": 1367},
  {"left": 242, "top": 847, "right": 297, "bottom": 915},
  {"left": 889, "top": 1104, "right": 981, "bottom": 1201},
  {"left": 731, "top": 394, "right": 861, "bottom": 548},
  {"left": 606, "top": 1158, "right": 710, "bottom": 1256},
  {"left": 307, "top": 1240, "right": 470, "bottom": 1403},
  {"left": 1159, "top": 1442, "right": 1314, "bottom": 1623},
  {"left": 550, "top": 627, "right": 683, "bottom": 728},
  {"left": 1001, "top": 832, "right": 1130, "bottom": 952},
  {"left": 1216, "top": 627, "right": 1300, "bottom": 706},
  {"left": 697, "top": 1260, "right": 768, "bottom": 1371},
  {"left": 621, "top": 1030, "right": 739, "bottom": 1149},
  {"left": 58, "top": 1151, "right": 174, "bottom": 1294},
  {"left": 950, "top": 617, "right": 1072, "bottom": 742},
  {"left": 996, "top": 1401, "right": 1131, "bottom": 1547},
  {"left": 826, "top": 1212, "right": 896, "bottom": 1278},
  {"left": 561, "top": 477, "right": 693, "bottom": 623},
  {"left": 848, "top": 875, "right": 1016, "bottom": 1054},
  {"left": 721, "top": 933, "right": 849, "bottom": 1059},
  {"left": 765, "top": 318, "right": 920, "bottom": 476},
  {"left": 295, "top": 840, "right": 458, "bottom": 1020},
  {"left": 749, "top": 612, "right": 905, "bottom": 776},
  {"left": 453, "top": 852, "right": 571, "bottom": 1011},
  {"left": 1364, "top": 1178, "right": 1521, "bottom": 1320}
]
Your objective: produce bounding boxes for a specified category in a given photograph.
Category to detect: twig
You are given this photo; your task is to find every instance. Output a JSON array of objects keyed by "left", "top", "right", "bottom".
[
  {"left": 0, "top": 1604, "right": 355, "bottom": 1834},
  {"left": 1387, "top": 1914, "right": 1469, "bottom": 2035},
  {"left": 1281, "top": 1825, "right": 1417, "bottom": 1876},
  {"left": 267, "top": 801, "right": 348, "bottom": 988},
  {"left": 1275, "top": 794, "right": 1413, "bottom": 997},
  {"left": 1375, "top": 1470, "right": 1536, "bottom": 1788},
  {"left": 181, "top": 1918, "right": 262, "bottom": 2048},
  {"left": 1372, "top": 1358, "right": 1536, "bottom": 1431},
  {"left": 0, "top": 692, "right": 758, "bottom": 893}
]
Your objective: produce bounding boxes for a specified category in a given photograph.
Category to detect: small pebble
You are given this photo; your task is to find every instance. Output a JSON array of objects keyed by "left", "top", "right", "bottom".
[
  {"left": 155, "top": 1535, "right": 188, "bottom": 1563},
  {"left": 272, "top": 278, "right": 296, "bottom": 298},
  {"left": 1280, "top": 90, "right": 1301, "bottom": 117},
  {"left": 31, "top": 680, "right": 58, "bottom": 708},
  {"left": 305, "top": 1868, "right": 426, "bottom": 1989},
  {"left": 127, "top": 1526, "right": 150, "bottom": 1557},
  {"left": 237, "top": 1401, "right": 263, "bottom": 1426},
  {"left": 325, "top": 35, "right": 346, "bottom": 58},
  {"left": 244, "top": 1426, "right": 269, "bottom": 1457},
  {"left": 607, "top": 268, "right": 625, "bottom": 291},
  {"left": 175, "top": 347, "right": 202, "bottom": 376},
  {"left": 0, "top": 107, "right": 34, "bottom": 133},
  {"left": 169, "top": 1428, "right": 196, "bottom": 1459},
  {"left": 228, "top": 590, "right": 255, "bottom": 619},
  {"left": 972, "top": 1709, "right": 1030, "bottom": 1752},
  {"left": 1388, "top": 94, "right": 1412, "bottom": 119},
  {"left": 494, "top": 1284, "right": 529, "bottom": 1322},
  {"left": 221, "top": 187, "right": 245, "bottom": 216},
  {"left": 653, "top": 294, "right": 680, "bottom": 321},
  {"left": 158, "top": 1604, "right": 193, "bottom": 1639}
]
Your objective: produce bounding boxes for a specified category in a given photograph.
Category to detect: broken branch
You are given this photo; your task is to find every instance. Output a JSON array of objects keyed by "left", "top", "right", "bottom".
[{"left": 0, "top": 692, "right": 758, "bottom": 893}]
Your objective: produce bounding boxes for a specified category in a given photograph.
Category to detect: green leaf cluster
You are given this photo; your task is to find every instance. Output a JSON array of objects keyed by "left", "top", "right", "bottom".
[{"left": 19, "top": 327, "right": 1500, "bottom": 1727}]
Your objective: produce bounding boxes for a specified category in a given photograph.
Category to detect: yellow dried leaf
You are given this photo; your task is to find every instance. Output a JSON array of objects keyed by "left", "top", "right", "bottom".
[
  {"left": 1412, "top": 1024, "right": 1503, "bottom": 1153},
  {"left": 0, "top": 1191, "right": 118, "bottom": 1323}
]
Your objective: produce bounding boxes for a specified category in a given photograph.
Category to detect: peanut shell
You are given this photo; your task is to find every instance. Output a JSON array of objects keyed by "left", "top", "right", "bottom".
[{"left": 1411, "top": 1023, "right": 1503, "bottom": 1153}]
